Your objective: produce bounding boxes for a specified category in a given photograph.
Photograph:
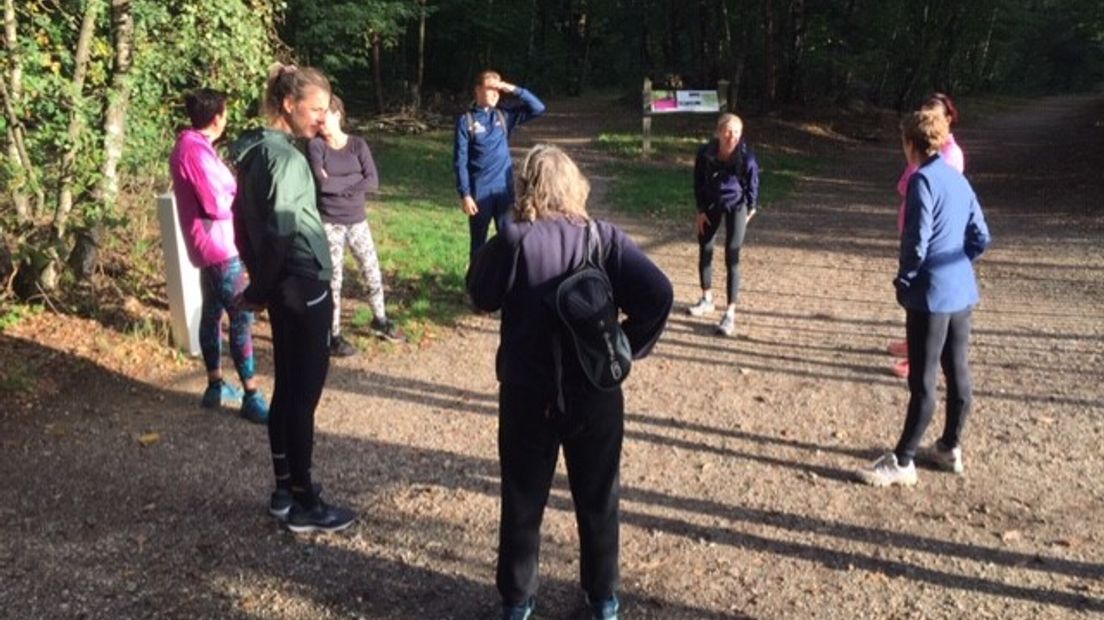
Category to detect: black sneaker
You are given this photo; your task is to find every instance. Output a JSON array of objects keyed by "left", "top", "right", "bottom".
[
  {"left": 269, "top": 483, "right": 322, "bottom": 521},
  {"left": 329, "top": 333, "right": 358, "bottom": 357},
  {"left": 286, "top": 499, "right": 356, "bottom": 533},
  {"left": 370, "top": 317, "right": 407, "bottom": 343}
]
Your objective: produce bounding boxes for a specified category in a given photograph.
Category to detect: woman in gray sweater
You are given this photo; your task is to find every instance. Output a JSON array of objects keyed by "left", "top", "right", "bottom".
[{"left": 307, "top": 95, "right": 403, "bottom": 356}]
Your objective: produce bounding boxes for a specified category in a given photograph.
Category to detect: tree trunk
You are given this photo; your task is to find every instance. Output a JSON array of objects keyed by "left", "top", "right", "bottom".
[
  {"left": 2, "top": 0, "right": 38, "bottom": 222},
  {"left": 977, "top": 5, "right": 998, "bottom": 86},
  {"left": 372, "top": 33, "right": 385, "bottom": 113},
  {"left": 47, "top": 0, "right": 100, "bottom": 291},
  {"left": 718, "top": 0, "right": 733, "bottom": 69},
  {"left": 97, "top": 0, "right": 134, "bottom": 211},
  {"left": 783, "top": 0, "right": 806, "bottom": 103},
  {"left": 413, "top": 0, "right": 427, "bottom": 111},
  {"left": 762, "top": 0, "right": 776, "bottom": 109}
]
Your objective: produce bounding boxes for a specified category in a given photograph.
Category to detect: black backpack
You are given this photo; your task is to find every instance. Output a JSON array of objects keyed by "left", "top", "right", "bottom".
[{"left": 550, "top": 220, "right": 633, "bottom": 411}]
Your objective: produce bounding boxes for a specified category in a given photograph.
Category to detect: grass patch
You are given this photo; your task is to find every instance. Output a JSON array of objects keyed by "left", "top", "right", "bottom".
[
  {"left": 602, "top": 147, "right": 817, "bottom": 219},
  {"left": 358, "top": 131, "right": 470, "bottom": 339},
  {"left": 595, "top": 132, "right": 702, "bottom": 161},
  {"left": 0, "top": 303, "right": 41, "bottom": 332}
]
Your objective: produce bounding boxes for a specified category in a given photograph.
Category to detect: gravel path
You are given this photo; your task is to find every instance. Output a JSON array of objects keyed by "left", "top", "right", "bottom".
[{"left": 1, "top": 95, "right": 1102, "bottom": 619}]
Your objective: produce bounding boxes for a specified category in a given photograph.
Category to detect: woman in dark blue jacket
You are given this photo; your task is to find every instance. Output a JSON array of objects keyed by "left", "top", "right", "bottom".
[
  {"left": 468, "top": 145, "right": 673, "bottom": 620},
  {"left": 858, "top": 110, "right": 992, "bottom": 487},
  {"left": 688, "top": 113, "right": 760, "bottom": 337}
]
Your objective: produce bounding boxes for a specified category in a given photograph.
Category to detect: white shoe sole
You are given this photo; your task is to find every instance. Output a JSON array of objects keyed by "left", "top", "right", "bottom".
[{"left": 286, "top": 520, "right": 355, "bottom": 534}]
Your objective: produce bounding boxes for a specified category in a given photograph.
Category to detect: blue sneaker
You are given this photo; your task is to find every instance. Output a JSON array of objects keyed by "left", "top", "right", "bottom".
[
  {"left": 240, "top": 390, "right": 269, "bottom": 424},
  {"left": 589, "top": 594, "right": 619, "bottom": 620},
  {"left": 502, "top": 597, "right": 535, "bottom": 620},
  {"left": 200, "top": 380, "right": 243, "bottom": 409}
]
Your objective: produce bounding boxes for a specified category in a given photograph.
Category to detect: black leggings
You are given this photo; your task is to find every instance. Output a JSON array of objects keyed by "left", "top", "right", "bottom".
[
  {"left": 894, "top": 308, "right": 973, "bottom": 466},
  {"left": 267, "top": 275, "right": 332, "bottom": 504},
  {"left": 496, "top": 381, "right": 624, "bottom": 606},
  {"left": 698, "top": 205, "right": 748, "bottom": 304}
]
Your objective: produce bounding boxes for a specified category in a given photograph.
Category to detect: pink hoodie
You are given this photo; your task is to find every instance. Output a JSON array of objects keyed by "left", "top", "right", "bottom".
[
  {"left": 169, "top": 129, "right": 239, "bottom": 267},
  {"left": 896, "top": 133, "right": 965, "bottom": 234}
]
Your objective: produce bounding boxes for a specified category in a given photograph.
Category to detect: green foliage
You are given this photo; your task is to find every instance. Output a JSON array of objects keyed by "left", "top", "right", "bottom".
[
  {"left": 125, "top": 0, "right": 280, "bottom": 177},
  {"left": 282, "top": 0, "right": 419, "bottom": 89},
  {"left": 0, "top": 303, "right": 42, "bottom": 332},
  {"left": 1, "top": 0, "right": 281, "bottom": 299}
]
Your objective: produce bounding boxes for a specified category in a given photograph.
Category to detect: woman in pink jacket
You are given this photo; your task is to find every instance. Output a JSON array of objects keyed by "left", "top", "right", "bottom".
[
  {"left": 889, "top": 93, "right": 965, "bottom": 378},
  {"left": 169, "top": 88, "right": 268, "bottom": 422}
]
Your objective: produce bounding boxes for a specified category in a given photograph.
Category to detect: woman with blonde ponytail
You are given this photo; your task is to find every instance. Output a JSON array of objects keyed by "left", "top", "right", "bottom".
[{"left": 231, "top": 62, "right": 356, "bottom": 533}]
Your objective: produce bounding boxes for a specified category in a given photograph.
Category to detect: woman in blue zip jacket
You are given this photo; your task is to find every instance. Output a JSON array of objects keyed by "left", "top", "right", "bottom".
[
  {"left": 468, "top": 145, "right": 673, "bottom": 620},
  {"left": 454, "top": 70, "right": 546, "bottom": 264},
  {"left": 857, "top": 109, "right": 992, "bottom": 487},
  {"left": 687, "top": 113, "right": 761, "bottom": 337}
]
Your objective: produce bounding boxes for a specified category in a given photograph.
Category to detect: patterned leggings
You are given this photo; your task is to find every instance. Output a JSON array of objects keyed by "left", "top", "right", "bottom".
[
  {"left": 324, "top": 220, "right": 386, "bottom": 336},
  {"left": 199, "top": 257, "right": 255, "bottom": 381}
]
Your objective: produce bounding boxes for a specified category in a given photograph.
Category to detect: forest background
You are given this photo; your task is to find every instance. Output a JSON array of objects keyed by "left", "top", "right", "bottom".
[{"left": 1, "top": 0, "right": 1102, "bottom": 330}]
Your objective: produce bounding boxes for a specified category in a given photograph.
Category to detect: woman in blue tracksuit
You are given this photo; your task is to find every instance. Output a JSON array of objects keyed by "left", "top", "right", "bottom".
[
  {"left": 687, "top": 113, "right": 761, "bottom": 337},
  {"left": 454, "top": 70, "right": 546, "bottom": 263},
  {"left": 857, "top": 109, "right": 992, "bottom": 487}
]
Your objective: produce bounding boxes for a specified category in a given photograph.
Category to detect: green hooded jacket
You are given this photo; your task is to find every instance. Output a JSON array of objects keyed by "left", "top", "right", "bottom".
[{"left": 231, "top": 128, "right": 332, "bottom": 305}]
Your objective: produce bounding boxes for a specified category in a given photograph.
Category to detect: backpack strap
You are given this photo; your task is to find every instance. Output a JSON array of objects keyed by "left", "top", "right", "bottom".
[{"left": 466, "top": 109, "right": 508, "bottom": 134}]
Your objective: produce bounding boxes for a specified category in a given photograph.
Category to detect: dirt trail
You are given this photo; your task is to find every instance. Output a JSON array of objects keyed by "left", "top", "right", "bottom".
[{"left": 2, "top": 96, "right": 1102, "bottom": 619}]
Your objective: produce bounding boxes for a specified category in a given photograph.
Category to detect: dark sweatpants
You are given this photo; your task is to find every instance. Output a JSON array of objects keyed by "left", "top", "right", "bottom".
[
  {"left": 469, "top": 186, "right": 513, "bottom": 260},
  {"left": 698, "top": 204, "right": 748, "bottom": 304},
  {"left": 266, "top": 275, "right": 332, "bottom": 506},
  {"left": 496, "top": 381, "right": 624, "bottom": 606},
  {"left": 894, "top": 308, "right": 973, "bottom": 466}
]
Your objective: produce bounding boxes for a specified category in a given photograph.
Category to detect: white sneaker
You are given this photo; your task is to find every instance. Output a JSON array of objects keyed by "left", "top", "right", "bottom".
[
  {"left": 856, "top": 452, "right": 918, "bottom": 487},
  {"left": 687, "top": 296, "right": 715, "bottom": 316},
  {"left": 716, "top": 311, "right": 736, "bottom": 337},
  {"left": 918, "top": 441, "right": 964, "bottom": 474}
]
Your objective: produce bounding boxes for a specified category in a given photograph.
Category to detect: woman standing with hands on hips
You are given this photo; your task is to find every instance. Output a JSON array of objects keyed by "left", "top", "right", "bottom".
[
  {"left": 687, "top": 113, "right": 761, "bottom": 338},
  {"left": 888, "top": 93, "right": 966, "bottom": 378},
  {"left": 858, "top": 109, "right": 991, "bottom": 487},
  {"left": 468, "top": 145, "right": 672, "bottom": 620}
]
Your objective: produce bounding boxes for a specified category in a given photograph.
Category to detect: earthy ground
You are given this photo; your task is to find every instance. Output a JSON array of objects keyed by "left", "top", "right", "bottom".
[{"left": 2, "top": 94, "right": 1102, "bottom": 619}]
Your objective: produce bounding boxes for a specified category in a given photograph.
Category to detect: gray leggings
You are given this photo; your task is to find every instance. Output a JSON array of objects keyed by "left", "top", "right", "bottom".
[
  {"left": 324, "top": 220, "right": 386, "bottom": 335},
  {"left": 698, "top": 205, "right": 748, "bottom": 304}
]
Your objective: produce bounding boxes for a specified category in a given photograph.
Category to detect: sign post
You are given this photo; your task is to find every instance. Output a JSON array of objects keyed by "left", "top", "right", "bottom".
[
  {"left": 156, "top": 193, "right": 202, "bottom": 356},
  {"left": 641, "top": 79, "right": 727, "bottom": 158},
  {"left": 642, "top": 77, "right": 653, "bottom": 158}
]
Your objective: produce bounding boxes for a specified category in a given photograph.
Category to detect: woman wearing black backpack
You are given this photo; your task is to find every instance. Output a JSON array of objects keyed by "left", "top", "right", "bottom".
[{"left": 468, "top": 144, "right": 673, "bottom": 620}]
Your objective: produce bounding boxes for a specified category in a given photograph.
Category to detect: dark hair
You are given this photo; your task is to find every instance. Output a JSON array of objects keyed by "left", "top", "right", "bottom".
[
  {"left": 263, "top": 63, "right": 331, "bottom": 118},
  {"left": 473, "top": 69, "right": 501, "bottom": 87},
  {"left": 329, "top": 94, "right": 346, "bottom": 129},
  {"left": 923, "top": 92, "right": 958, "bottom": 126},
  {"left": 184, "top": 88, "right": 227, "bottom": 129}
]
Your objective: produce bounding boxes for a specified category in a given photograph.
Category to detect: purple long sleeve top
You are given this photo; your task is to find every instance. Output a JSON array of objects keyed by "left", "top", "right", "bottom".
[{"left": 307, "top": 135, "right": 379, "bottom": 225}]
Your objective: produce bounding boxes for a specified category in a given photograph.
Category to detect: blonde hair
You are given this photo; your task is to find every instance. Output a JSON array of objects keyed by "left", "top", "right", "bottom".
[
  {"left": 900, "top": 110, "right": 949, "bottom": 157},
  {"left": 715, "top": 113, "right": 743, "bottom": 136},
  {"left": 514, "top": 144, "right": 590, "bottom": 223},
  {"left": 263, "top": 62, "right": 331, "bottom": 120}
]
